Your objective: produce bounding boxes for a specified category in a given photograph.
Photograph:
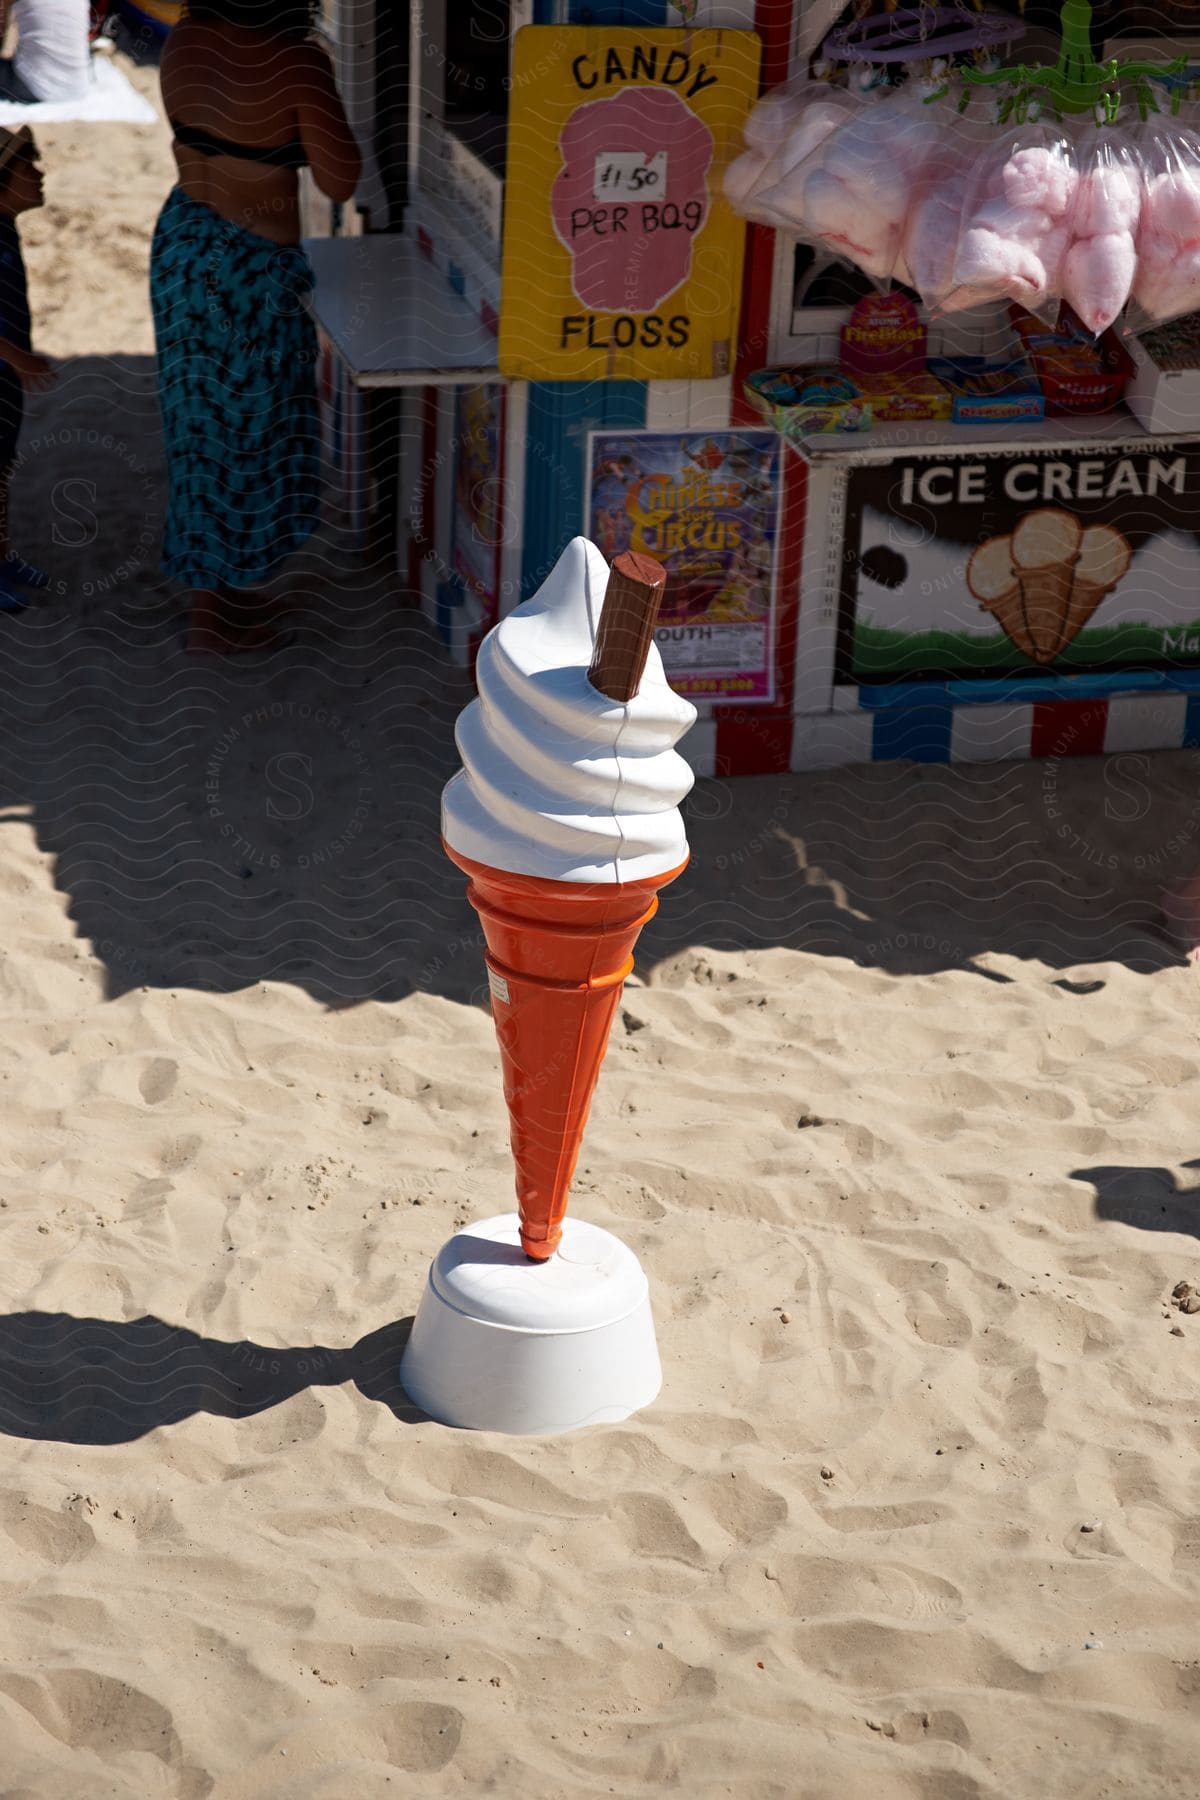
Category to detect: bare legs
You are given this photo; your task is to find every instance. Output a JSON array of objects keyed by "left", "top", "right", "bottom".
[
  {"left": 1163, "top": 876, "right": 1200, "bottom": 965},
  {"left": 0, "top": 471, "right": 23, "bottom": 610}
]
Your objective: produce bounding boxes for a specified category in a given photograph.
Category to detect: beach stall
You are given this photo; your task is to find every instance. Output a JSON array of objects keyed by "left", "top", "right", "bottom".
[
  {"left": 306, "top": 0, "right": 779, "bottom": 780},
  {"left": 306, "top": 0, "right": 1200, "bottom": 775},
  {"left": 723, "top": 0, "right": 1200, "bottom": 771}
]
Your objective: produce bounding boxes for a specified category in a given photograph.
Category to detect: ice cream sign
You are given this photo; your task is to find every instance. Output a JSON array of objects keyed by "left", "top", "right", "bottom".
[
  {"left": 500, "top": 27, "right": 760, "bottom": 381},
  {"left": 842, "top": 446, "right": 1200, "bottom": 683}
]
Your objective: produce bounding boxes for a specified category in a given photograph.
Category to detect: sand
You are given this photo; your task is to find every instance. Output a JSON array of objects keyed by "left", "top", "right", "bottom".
[{"left": 0, "top": 39, "right": 1198, "bottom": 1800}]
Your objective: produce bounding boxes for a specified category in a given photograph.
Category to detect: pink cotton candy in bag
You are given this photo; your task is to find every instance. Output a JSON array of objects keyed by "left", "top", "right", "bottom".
[
  {"left": 1132, "top": 125, "right": 1200, "bottom": 326},
  {"left": 743, "top": 75, "right": 815, "bottom": 157},
  {"left": 1061, "top": 129, "right": 1143, "bottom": 335},
  {"left": 947, "top": 129, "right": 1079, "bottom": 316},
  {"left": 900, "top": 104, "right": 991, "bottom": 310},
  {"left": 776, "top": 90, "right": 943, "bottom": 285},
  {"left": 725, "top": 78, "right": 815, "bottom": 218},
  {"left": 726, "top": 85, "right": 861, "bottom": 231}
]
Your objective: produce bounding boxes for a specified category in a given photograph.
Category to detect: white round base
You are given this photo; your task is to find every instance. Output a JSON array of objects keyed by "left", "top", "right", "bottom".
[{"left": 400, "top": 1214, "right": 661, "bottom": 1435}]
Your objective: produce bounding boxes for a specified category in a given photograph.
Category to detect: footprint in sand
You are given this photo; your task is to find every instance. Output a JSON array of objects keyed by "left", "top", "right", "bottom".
[
  {"left": 0, "top": 1493, "right": 97, "bottom": 1565},
  {"left": 865, "top": 1708, "right": 971, "bottom": 1748},
  {"left": 1171, "top": 1517, "right": 1200, "bottom": 1570},
  {"left": 821, "top": 1499, "right": 951, "bottom": 1534},
  {"left": 237, "top": 1390, "right": 328, "bottom": 1455},
  {"left": 415, "top": 1445, "right": 599, "bottom": 1520},
  {"left": 693, "top": 1471, "right": 788, "bottom": 1544},
  {"left": 421, "top": 1552, "right": 530, "bottom": 1611},
  {"left": 158, "top": 1132, "right": 201, "bottom": 1172},
  {"left": 229, "top": 1702, "right": 465, "bottom": 1787},
  {"left": 138, "top": 1056, "right": 178, "bottom": 1105},
  {"left": 751, "top": 1554, "right": 963, "bottom": 1622},
  {"left": 617, "top": 1648, "right": 717, "bottom": 1707},
  {"left": 0, "top": 1668, "right": 184, "bottom": 1766},
  {"left": 876, "top": 1253, "right": 973, "bottom": 1350},
  {"left": 997, "top": 1359, "right": 1050, "bottom": 1437},
  {"left": 613, "top": 1492, "right": 708, "bottom": 1567}
]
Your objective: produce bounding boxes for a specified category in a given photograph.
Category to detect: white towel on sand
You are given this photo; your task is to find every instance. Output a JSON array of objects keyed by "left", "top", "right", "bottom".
[{"left": 0, "top": 55, "right": 157, "bottom": 126}]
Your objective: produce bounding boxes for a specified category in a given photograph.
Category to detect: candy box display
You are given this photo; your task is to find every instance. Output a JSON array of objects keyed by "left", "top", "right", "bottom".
[
  {"left": 926, "top": 356, "right": 1045, "bottom": 424},
  {"left": 839, "top": 292, "right": 927, "bottom": 379},
  {"left": 744, "top": 365, "right": 873, "bottom": 436},
  {"left": 858, "top": 369, "right": 952, "bottom": 423},
  {"left": 1009, "top": 305, "right": 1134, "bottom": 416}
]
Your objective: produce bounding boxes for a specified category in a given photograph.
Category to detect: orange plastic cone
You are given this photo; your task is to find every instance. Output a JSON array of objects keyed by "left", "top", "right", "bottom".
[{"left": 444, "top": 843, "right": 688, "bottom": 1261}]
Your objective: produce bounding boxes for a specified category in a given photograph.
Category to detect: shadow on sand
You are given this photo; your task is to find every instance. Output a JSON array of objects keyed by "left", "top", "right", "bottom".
[
  {"left": 5, "top": 356, "right": 1196, "bottom": 1006},
  {"left": 1077, "top": 1158, "right": 1200, "bottom": 1238},
  {"left": 0, "top": 1311, "right": 422, "bottom": 1444}
]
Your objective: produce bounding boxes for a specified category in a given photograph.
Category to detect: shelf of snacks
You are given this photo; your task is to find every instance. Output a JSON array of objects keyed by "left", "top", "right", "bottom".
[{"left": 743, "top": 290, "right": 1178, "bottom": 456}]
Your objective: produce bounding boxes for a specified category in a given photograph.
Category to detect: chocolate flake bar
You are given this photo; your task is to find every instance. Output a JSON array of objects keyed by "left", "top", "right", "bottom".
[{"left": 588, "top": 552, "right": 668, "bottom": 703}]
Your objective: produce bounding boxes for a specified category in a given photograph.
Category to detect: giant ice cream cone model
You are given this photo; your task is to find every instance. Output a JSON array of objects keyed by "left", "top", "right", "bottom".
[
  {"left": 441, "top": 538, "right": 695, "bottom": 1260},
  {"left": 440, "top": 853, "right": 686, "bottom": 1259},
  {"left": 400, "top": 539, "right": 696, "bottom": 1435}
]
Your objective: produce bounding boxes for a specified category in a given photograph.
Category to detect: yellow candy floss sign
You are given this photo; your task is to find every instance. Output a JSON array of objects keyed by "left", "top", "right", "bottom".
[{"left": 500, "top": 27, "right": 761, "bottom": 382}]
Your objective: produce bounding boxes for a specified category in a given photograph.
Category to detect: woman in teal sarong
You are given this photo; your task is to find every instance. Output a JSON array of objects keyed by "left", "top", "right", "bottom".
[{"left": 151, "top": 0, "right": 359, "bottom": 652}]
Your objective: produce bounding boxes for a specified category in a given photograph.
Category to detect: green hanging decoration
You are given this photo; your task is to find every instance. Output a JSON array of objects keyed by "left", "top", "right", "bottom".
[{"left": 961, "top": 0, "right": 1186, "bottom": 124}]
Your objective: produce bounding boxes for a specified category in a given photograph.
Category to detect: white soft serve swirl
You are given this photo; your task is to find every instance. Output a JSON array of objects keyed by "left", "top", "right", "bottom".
[{"left": 441, "top": 537, "right": 696, "bottom": 883}]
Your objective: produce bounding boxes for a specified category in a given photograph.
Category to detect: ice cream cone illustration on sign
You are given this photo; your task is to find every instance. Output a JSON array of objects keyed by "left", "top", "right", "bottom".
[
  {"left": 1012, "top": 509, "right": 1083, "bottom": 663},
  {"left": 968, "top": 513, "right": 1130, "bottom": 665},
  {"left": 1055, "top": 524, "right": 1132, "bottom": 657},
  {"left": 967, "top": 536, "right": 1039, "bottom": 663},
  {"left": 442, "top": 539, "right": 696, "bottom": 1261}
]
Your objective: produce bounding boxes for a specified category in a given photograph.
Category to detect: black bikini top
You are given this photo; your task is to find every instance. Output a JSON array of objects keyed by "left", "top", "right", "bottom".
[{"left": 171, "top": 120, "right": 309, "bottom": 171}]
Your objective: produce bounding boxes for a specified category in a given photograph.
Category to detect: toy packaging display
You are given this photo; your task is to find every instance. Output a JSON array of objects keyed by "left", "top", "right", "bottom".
[
  {"left": 1009, "top": 304, "right": 1135, "bottom": 414},
  {"left": 925, "top": 355, "right": 1046, "bottom": 423},
  {"left": 861, "top": 370, "right": 953, "bottom": 423},
  {"left": 837, "top": 292, "right": 952, "bottom": 420},
  {"left": 744, "top": 279, "right": 1168, "bottom": 440},
  {"left": 744, "top": 365, "right": 873, "bottom": 436},
  {"left": 746, "top": 353, "right": 1040, "bottom": 437},
  {"left": 839, "top": 291, "right": 926, "bottom": 377}
]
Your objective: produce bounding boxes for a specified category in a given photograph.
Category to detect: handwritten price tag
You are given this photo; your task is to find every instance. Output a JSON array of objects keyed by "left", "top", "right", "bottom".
[{"left": 593, "top": 150, "right": 668, "bottom": 200}]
